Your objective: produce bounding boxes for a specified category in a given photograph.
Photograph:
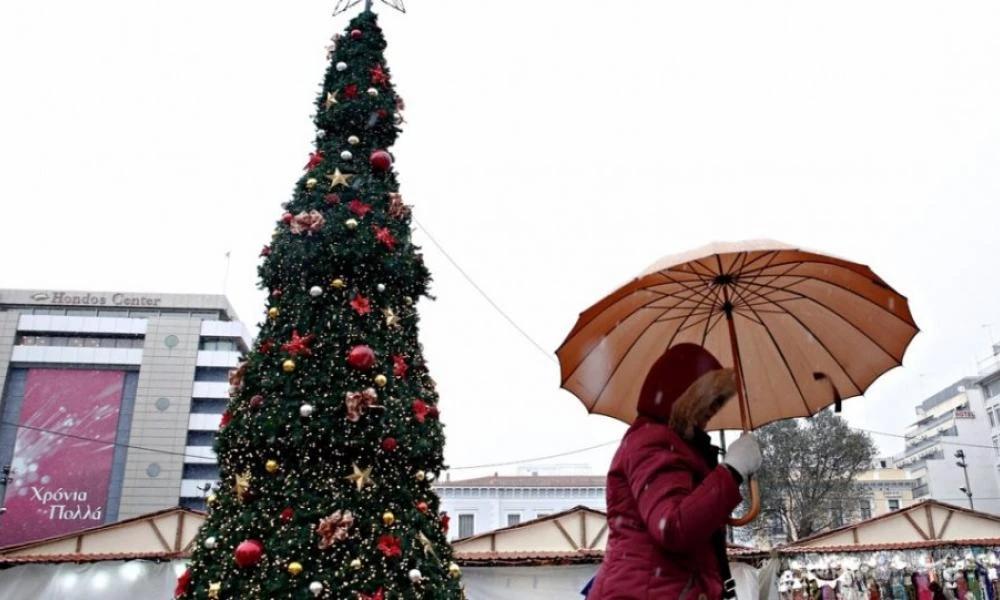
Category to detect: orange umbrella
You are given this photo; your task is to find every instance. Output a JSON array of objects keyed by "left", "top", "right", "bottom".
[{"left": 556, "top": 240, "right": 918, "bottom": 523}]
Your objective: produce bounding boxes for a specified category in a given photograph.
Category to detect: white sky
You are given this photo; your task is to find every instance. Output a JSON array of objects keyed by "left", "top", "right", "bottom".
[{"left": 2, "top": 1, "right": 1000, "bottom": 479}]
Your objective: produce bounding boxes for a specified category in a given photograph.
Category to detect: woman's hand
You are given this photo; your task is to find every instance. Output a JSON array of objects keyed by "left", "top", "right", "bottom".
[{"left": 723, "top": 434, "right": 762, "bottom": 480}]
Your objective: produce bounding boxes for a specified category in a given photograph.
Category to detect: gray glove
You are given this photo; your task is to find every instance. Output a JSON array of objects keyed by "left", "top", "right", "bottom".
[{"left": 723, "top": 434, "right": 762, "bottom": 480}]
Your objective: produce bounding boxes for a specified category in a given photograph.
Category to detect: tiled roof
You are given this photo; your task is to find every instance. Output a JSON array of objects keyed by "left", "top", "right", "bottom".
[
  {"left": 437, "top": 475, "right": 606, "bottom": 488},
  {"left": 455, "top": 550, "right": 604, "bottom": 566},
  {"left": 0, "top": 551, "right": 188, "bottom": 565},
  {"left": 782, "top": 539, "right": 1000, "bottom": 554}
]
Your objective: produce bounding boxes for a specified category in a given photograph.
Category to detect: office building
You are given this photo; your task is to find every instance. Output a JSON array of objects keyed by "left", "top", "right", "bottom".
[{"left": 0, "top": 289, "right": 249, "bottom": 546}]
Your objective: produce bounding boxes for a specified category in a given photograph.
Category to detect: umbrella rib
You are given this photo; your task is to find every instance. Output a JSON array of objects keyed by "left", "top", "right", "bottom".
[
  {"left": 738, "top": 284, "right": 864, "bottom": 396},
  {"left": 738, "top": 279, "right": 901, "bottom": 364},
  {"left": 653, "top": 308, "right": 715, "bottom": 323},
  {"left": 701, "top": 310, "right": 726, "bottom": 346},
  {"left": 655, "top": 271, "right": 717, "bottom": 306},
  {"left": 730, "top": 285, "right": 815, "bottom": 420},
  {"left": 746, "top": 267, "right": 916, "bottom": 329},
  {"left": 589, "top": 292, "right": 708, "bottom": 407}
]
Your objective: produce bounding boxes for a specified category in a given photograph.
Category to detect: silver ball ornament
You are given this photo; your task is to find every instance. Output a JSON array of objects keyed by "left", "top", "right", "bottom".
[
  {"left": 336, "top": 61, "right": 348, "bottom": 72},
  {"left": 348, "top": 135, "right": 360, "bottom": 145},
  {"left": 377, "top": 283, "right": 386, "bottom": 293},
  {"left": 300, "top": 404, "right": 314, "bottom": 417},
  {"left": 309, "top": 581, "right": 324, "bottom": 596},
  {"left": 367, "top": 87, "right": 379, "bottom": 98},
  {"left": 340, "top": 150, "right": 353, "bottom": 160},
  {"left": 317, "top": 130, "right": 326, "bottom": 138},
  {"left": 393, "top": 112, "right": 404, "bottom": 125},
  {"left": 204, "top": 536, "right": 218, "bottom": 549},
  {"left": 309, "top": 285, "right": 323, "bottom": 298},
  {"left": 425, "top": 472, "right": 436, "bottom": 483},
  {"left": 408, "top": 569, "right": 423, "bottom": 583}
]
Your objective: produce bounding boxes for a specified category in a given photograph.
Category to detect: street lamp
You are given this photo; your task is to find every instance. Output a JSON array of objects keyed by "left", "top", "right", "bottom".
[{"left": 955, "top": 450, "right": 974, "bottom": 509}]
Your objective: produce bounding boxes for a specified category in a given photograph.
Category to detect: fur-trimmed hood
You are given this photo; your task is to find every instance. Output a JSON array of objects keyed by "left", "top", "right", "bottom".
[{"left": 636, "top": 344, "right": 736, "bottom": 439}]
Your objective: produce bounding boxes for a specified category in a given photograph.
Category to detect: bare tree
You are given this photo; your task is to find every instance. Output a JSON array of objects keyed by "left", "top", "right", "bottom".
[{"left": 737, "top": 410, "right": 877, "bottom": 544}]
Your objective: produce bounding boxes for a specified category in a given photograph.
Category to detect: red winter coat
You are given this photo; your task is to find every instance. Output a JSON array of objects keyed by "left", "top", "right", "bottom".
[{"left": 587, "top": 417, "right": 743, "bottom": 600}]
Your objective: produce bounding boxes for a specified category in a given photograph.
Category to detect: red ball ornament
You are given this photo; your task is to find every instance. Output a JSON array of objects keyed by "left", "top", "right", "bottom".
[
  {"left": 348, "top": 345, "right": 376, "bottom": 370},
  {"left": 250, "top": 395, "right": 264, "bottom": 409},
  {"left": 351, "top": 29, "right": 363, "bottom": 40},
  {"left": 280, "top": 507, "right": 295, "bottom": 523},
  {"left": 381, "top": 437, "right": 398, "bottom": 452},
  {"left": 234, "top": 539, "right": 264, "bottom": 568},
  {"left": 416, "top": 501, "right": 429, "bottom": 514},
  {"left": 282, "top": 212, "right": 294, "bottom": 224},
  {"left": 369, "top": 150, "right": 392, "bottom": 172}
]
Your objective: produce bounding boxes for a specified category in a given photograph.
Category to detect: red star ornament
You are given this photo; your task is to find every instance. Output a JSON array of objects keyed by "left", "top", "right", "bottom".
[{"left": 281, "top": 330, "right": 315, "bottom": 356}]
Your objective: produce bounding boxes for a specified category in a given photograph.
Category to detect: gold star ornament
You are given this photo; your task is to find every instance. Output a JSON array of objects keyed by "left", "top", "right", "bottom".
[
  {"left": 326, "top": 168, "right": 353, "bottom": 190},
  {"left": 234, "top": 471, "right": 251, "bottom": 501},
  {"left": 324, "top": 90, "right": 339, "bottom": 109},
  {"left": 208, "top": 582, "right": 222, "bottom": 599},
  {"left": 383, "top": 307, "right": 401, "bottom": 329},
  {"left": 345, "top": 464, "right": 375, "bottom": 491}
]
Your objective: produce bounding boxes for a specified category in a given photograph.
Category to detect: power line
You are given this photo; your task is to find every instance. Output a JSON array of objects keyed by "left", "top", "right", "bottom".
[
  {"left": 413, "top": 217, "right": 555, "bottom": 364},
  {"left": 0, "top": 420, "right": 213, "bottom": 463}
]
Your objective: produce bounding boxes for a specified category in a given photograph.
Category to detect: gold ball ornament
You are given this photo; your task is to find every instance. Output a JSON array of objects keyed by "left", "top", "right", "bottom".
[
  {"left": 282, "top": 359, "right": 296, "bottom": 373},
  {"left": 345, "top": 218, "right": 359, "bottom": 230},
  {"left": 268, "top": 307, "right": 279, "bottom": 319},
  {"left": 207, "top": 494, "right": 218, "bottom": 506},
  {"left": 448, "top": 562, "right": 462, "bottom": 578},
  {"left": 288, "top": 562, "right": 304, "bottom": 576},
  {"left": 382, "top": 511, "right": 395, "bottom": 526},
  {"left": 348, "top": 135, "right": 360, "bottom": 145},
  {"left": 306, "top": 178, "right": 318, "bottom": 190},
  {"left": 265, "top": 460, "right": 279, "bottom": 473},
  {"left": 415, "top": 470, "right": 426, "bottom": 482},
  {"left": 272, "top": 230, "right": 279, "bottom": 239},
  {"left": 331, "top": 278, "right": 346, "bottom": 289},
  {"left": 350, "top": 558, "right": 362, "bottom": 570},
  {"left": 374, "top": 374, "right": 388, "bottom": 388}
]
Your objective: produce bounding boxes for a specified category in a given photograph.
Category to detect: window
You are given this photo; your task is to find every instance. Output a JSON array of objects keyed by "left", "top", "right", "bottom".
[
  {"left": 990, "top": 409, "right": 997, "bottom": 428},
  {"left": 506, "top": 514, "right": 521, "bottom": 527},
  {"left": 15, "top": 334, "right": 143, "bottom": 348},
  {"left": 994, "top": 436, "right": 1000, "bottom": 457},
  {"left": 458, "top": 514, "right": 475, "bottom": 538},
  {"left": 860, "top": 502, "right": 872, "bottom": 521},
  {"left": 888, "top": 499, "right": 900, "bottom": 511},
  {"left": 536, "top": 513, "right": 550, "bottom": 519},
  {"left": 195, "top": 367, "right": 232, "bottom": 382},
  {"left": 200, "top": 338, "right": 239, "bottom": 351}
]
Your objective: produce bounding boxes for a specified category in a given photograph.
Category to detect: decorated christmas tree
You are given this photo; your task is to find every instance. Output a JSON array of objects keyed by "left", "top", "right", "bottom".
[{"left": 176, "top": 7, "right": 465, "bottom": 600}]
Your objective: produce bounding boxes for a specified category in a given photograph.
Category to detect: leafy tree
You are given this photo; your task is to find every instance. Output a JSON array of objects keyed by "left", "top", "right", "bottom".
[
  {"left": 737, "top": 410, "right": 877, "bottom": 544},
  {"left": 177, "top": 10, "right": 465, "bottom": 600}
]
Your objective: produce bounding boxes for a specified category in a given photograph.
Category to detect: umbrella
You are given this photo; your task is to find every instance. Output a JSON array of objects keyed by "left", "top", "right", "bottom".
[{"left": 556, "top": 240, "right": 918, "bottom": 524}]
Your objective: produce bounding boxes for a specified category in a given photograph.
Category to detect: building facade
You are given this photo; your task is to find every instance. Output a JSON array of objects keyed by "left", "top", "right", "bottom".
[
  {"left": 856, "top": 466, "right": 917, "bottom": 518},
  {"left": 892, "top": 377, "right": 1000, "bottom": 515},
  {"left": 0, "top": 289, "right": 249, "bottom": 546},
  {"left": 435, "top": 472, "right": 607, "bottom": 541}
]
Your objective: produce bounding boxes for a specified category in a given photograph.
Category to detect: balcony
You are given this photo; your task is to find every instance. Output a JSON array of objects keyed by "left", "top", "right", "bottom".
[{"left": 913, "top": 484, "right": 930, "bottom": 497}]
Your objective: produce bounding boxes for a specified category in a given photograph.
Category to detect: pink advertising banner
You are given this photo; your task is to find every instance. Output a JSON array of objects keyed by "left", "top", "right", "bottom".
[{"left": 0, "top": 369, "right": 125, "bottom": 547}]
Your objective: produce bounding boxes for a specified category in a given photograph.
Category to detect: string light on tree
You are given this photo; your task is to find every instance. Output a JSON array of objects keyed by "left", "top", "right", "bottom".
[{"left": 176, "top": 7, "right": 462, "bottom": 599}]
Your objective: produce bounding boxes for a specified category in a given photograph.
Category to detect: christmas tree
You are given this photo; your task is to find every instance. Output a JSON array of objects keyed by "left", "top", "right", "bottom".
[{"left": 176, "top": 9, "right": 465, "bottom": 600}]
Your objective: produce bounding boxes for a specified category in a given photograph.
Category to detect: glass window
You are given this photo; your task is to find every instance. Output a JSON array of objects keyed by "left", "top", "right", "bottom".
[
  {"left": 506, "top": 514, "right": 521, "bottom": 527},
  {"left": 860, "top": 503, "right": 872, "bottom": 521},
  {"left": 537, "top": 513, "right": 550, "bottom": 519},
  {"left": 888, "top": 499, "right": 900, "bottom": 511},
  {"left": 194, "top": 367, "right": 232, "bottom": 382},
  {"left": 186, "top": 431, "right": 217, "bottom": 446},
  {"left": 458, "top": 514, "right": 475, "bottom": 538},
  {"left": 990, "top": 410, "right": 997, "bottom": 428}
]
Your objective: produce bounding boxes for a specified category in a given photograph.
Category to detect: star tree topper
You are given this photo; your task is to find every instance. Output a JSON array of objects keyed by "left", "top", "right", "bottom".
[{"left": 333, "top": 0, "right": 406, "bottom": 16}]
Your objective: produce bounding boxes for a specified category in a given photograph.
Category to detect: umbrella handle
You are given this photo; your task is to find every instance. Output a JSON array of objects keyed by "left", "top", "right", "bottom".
[{"left": 727, "top": 478, "right": 760, "bottom": 527}]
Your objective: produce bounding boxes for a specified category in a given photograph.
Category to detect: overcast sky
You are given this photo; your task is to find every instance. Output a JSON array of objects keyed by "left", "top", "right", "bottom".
[{"left": 2, "top": 1, "right": 1000, "bottom": 478}]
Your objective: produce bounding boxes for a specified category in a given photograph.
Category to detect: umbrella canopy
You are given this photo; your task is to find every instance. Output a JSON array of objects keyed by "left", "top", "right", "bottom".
[{"left": 557, "top": 240, "right": 918, "bottom": 432}]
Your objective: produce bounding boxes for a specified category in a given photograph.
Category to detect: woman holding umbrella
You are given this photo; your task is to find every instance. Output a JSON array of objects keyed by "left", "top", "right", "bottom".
[
  {"left": 584, "top": 343, "right": 762, "bottom": 600},
  {"left": 561, "top": 241, "right": 919, "bottom": 600}
]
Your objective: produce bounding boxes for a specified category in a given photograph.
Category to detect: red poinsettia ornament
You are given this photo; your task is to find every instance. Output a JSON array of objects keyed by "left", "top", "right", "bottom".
[
  {"left": 377, "top": 535, "right": 402, "bottom": 558},
  {"left": 349, "top": 199, "right": 372, "bottom": 218},
  {"left": 304, "top": 150, "right": 324, "bottom": 171},
  {"left": 281, "top": 330, "right": 315, "bottom": 356},
  {"left": 374, "top": 226, "right": 397, "bottom": 250},
  {"left": 381, "top": 437, "right": 398, "bottom": 451},
  {"left": 370, "top": 64, "right": 388, "bottom": 85},
  {"left": 350, "top": 294, "right": 371, "bottom": 316},
  {"left": 360, "top": 589, "right": 385, "bottom": 600},
  {"left": 392, "top": 355, "right": 408, "bottom": 379},
  {"left": 219, "top": 411, "right": 232, "bottom": 428},
  {"left": 344, "top": 84, "right": 359, "bottom": 99},
  {"left": 412, "top": 399, "right": 429, "bottom": 423}
]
